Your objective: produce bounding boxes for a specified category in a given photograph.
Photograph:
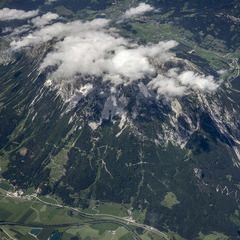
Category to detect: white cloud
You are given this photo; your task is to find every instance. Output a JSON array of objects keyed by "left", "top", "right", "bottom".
[
  {"left": 30, "top": 12, "right": 59, "bottom": 27},
  {"left": 148, "top": 68, "right": 218, "bottom": 97},
  {"left": 4, "top": 12, "right": 59, "bottom": 36},
  {"left": 45, "top": 0, "right": 57, "bottom": 3},
  {"left": 37, "top": 28, "right": 177, "bottom": 85},
  {"left": 0, "top": 8, "right": 39, "bottom": 21},
  {"left": 11, "top": 19, "right": 110, "bottom": 49},
  {"left": 148, "top": 75, "right": 186, "bottom": 97},
  {"left": 10, "top": 25, "right": 32, "bottom": 36},
  {"left": 9, "top": 17, "right": 219, "bottom": 100},
  {"left": 124, "top": 3, "right": 155, "bottom": 18},
  {"left": 178, "top": 71, "right": 217, "bottom": 91},
  {"left": 2, "top": 27, "right": 13, "bottom": 34}
]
